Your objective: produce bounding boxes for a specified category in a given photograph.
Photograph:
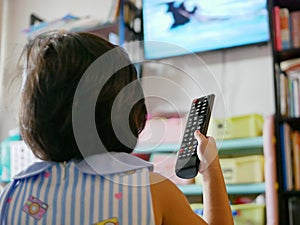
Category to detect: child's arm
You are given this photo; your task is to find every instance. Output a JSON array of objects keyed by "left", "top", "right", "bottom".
[
  {"left": 149, "top": 131, "right": 233, "bottom": 225},
  {"left": 195, "top": 131, "right": 233, "bottom": 224},
  {"left": 150, "top": 172, "right": 205, "bottom": 225}
]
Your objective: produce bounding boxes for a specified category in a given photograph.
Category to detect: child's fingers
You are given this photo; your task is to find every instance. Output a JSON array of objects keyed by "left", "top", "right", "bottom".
[
  {"left": 194, "top": 129, "right": 219, "bottom": 173},
  {"left": 194, "top": 130, "right": 209, "bottom": 152}
]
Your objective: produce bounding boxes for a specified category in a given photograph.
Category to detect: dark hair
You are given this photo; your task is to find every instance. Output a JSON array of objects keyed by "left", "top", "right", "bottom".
[{"left": 19, "top": 30, "right": 147, "bottom": 162}]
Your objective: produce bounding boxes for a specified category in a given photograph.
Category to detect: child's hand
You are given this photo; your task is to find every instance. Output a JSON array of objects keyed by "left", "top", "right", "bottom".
[{"left": 194, "top": 130, "right": 218, "bottom": 173}]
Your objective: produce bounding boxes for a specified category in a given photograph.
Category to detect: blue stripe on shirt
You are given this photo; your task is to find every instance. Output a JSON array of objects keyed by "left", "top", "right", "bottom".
[
  {"left": 70, "top": 165, "right": 79, "bottom": 225},
  {"left": 99, "top": 176, "right": 104, "bottom": 220},
  {"left": 61, "top": 164, "right": 70, "bottom": 225},
  {"left": 128, "top": 172, "right": 134, "bottom": 224},
  {"left": 17, "top": 178, "right": 29, "bottom": 224},
  {"left": 89, "top": 175, "right": 96, "bottom": 224},
  {"left": 108, "top": 174, "right": 114, "bottom": 218},
  {"left": 137, "top": 170, "right": 142, "bottom": 225},
  {"left": 33, "top": 173, "right": 46, "bottom": 225},
  {"left": 51, "top": 164, "right": 61, "bottom": 223},
  {"left": 9, "top": 181, "right": 22, "bottom": 224},
  {"left": 79, "top": 173, "right": 87, "bottom": 224},
  {"left": 25, "top": 175, "right": 37, "bottom": 224},
  {"left": 42, "top": 169, "right": 52, "bottom": 225}
]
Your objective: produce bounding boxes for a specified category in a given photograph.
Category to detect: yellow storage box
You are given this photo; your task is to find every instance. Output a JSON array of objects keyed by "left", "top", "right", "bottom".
[
  {"left": 191, "top": 203, "right": 265, "bottom": 225},
  {"left": 195, "top": 155, "right": 264, "bottom": 184},
  {"left": 220, "top": 155, "right": 264, "bottom": 184},
  {"left": 208, "top": 114, "right": 264, "bottom": 140}
]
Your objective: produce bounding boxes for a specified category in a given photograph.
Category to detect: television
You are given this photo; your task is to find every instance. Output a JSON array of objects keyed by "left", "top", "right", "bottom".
[{"left": 142, "top": 0, "right": 270, "bottom": 60}]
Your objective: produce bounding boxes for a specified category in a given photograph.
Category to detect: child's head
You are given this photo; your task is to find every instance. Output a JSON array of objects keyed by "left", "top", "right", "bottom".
[{"left": 19, "top": 30, "right": 147, "bottom": 162}]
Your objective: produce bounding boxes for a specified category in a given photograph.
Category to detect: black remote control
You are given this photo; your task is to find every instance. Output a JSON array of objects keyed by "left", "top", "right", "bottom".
[{"left": 175, "top": 94, "right": 215, "bottom": 179}]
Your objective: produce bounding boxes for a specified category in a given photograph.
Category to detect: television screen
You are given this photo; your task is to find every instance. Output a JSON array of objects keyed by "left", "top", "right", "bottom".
[{"left": 142, "top": 0, "right": 270, "bottom": 59}]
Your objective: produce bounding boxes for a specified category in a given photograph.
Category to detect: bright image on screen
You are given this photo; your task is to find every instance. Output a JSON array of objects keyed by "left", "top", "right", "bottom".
[{"left": 142, "top": 0, "right": 270, "bottom": 59}]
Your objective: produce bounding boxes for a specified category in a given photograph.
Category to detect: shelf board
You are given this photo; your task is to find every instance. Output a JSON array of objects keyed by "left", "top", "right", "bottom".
[
  {"left": 134, "top": 136, "right": 263, "bottom": 154},
  {"left": 281, "top": 190, "right": 300, "bottom": 197},
  {"left": 277, "top": 117, "right": 300, "bottom": 130},
  {"left": 178, "top": 183, "right": 265, "bottom": 195},
  {"left": 275, "top": 48, "right": 300, "bottom": 62},
  {"left": 217, "top": 136, "right": 263, "bottom": 150},
  {"left": 218, "top": 136, "right": 264, "bottom": 156},
  {"left": 275, "top": 1, "right": 300, "bottom": 11}
]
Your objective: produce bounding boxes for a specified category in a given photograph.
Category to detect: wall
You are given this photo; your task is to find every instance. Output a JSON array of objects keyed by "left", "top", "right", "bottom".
[
  {"left": 0, "top": 0, "right": 275, "bottom": 139},
  {"left": 138, "top": 44, "right": 274, "bottom": 120},
  {"left": 0, "top": 0, "right": 116, "bottom": 139}
]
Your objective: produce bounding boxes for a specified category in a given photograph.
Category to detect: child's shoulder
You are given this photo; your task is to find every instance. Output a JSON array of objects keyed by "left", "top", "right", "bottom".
[{"left": 149, "top": 171, "right": 180, "bottom": 190}]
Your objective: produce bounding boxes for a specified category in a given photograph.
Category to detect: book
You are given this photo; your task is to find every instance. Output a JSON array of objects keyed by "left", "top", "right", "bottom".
[
  {"left": 290, "top": 10, "right": 300, "bottom": 48},
  {"left": 289, "top": 197, "right": 300, "bottom": 225},
  {"left": 280, "top": 123, "right": 288, "bottom": 190},
  {"left": 279, "top": 71, "right": 288, "bottom": 116},
  {"left": 280, "top": 58, "right": 300, "bottom": 72},
  {"left": 292, "top": 78, "right": 300, "bottom": 117},
  {"left": 273, "top": 8, "right": 300, "bottom": 50},
  {"left": 273, "top": 6, "right": 282, "bottom": 51},
  {"left": 287, "top": 78, "right": 294, "bottom": 117},
  {"left": 280, "top": 123, "right": 300, "bottom": 190},
  {"left": 280, "top": 123, "right": 293, "bottom": 190},
  {"left": 285, "top": 123, "right": 294, "bottom": 190},
  {"left": 278, "top": 66, "right": 300, "bottom": 117},
  {"left": 280, "top": 59, "right": 300, "bottom": 117},
  {"left": 107, "top": 0, "right": 121, "bottom": 23},
  {"left": 280, "top": 8, "right": 291, "bottom": 50},
  {"left": 292, "top": 130, "right": 300, "bottom": 190},
  {"left": 287, "top": 70, "right": 300, "bottom": 117}
]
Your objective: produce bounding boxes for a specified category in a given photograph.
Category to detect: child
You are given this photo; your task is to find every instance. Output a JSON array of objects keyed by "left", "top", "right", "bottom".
[{"left": 0, "top": 30, "right": 233, "bottom": 225}]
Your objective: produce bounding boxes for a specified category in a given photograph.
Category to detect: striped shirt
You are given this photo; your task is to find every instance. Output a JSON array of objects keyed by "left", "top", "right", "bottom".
[{"left": 0, "top": 153, "right": 155, "bottom": 225}]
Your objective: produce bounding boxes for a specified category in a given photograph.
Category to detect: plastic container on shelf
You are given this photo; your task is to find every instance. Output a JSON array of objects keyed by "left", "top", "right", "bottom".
[
  {"left": 220, "top": 155, "right": 265, "bottom": 184},
  {"left": 208, "top": 114, "right": 264, "bottom": 140},
  {"left": 9, "top": 140, "right": 40, "bottom": 178},
  {"left": 195, "top": 155, "right": 264, "bottom": 185},
  {"left": 191, "top": 203, "right": 265, "bottom": 225},
  {"left": 136, "top": 117, "right": 185, "bottom": 150},
  {"left": 0, "top": 129, "right": 21, "bottom": 182}
]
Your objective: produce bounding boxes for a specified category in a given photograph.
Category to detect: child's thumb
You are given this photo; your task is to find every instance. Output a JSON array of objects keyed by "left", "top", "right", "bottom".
[
  {"left": 194, "top": 130, "right": 208, "bottom": 150},
  {"left": 194, "top": 129, "right": 205, "bottom": 140}
]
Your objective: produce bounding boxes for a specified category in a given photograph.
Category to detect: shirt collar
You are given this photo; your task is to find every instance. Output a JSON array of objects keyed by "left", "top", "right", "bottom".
[{"left": 13, "top": 152, "right": 153, "bottom": 180}]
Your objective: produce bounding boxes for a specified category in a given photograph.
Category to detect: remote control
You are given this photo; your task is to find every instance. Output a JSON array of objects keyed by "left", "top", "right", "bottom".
[{"left": 175, "top": 94, "right": 215, "bottom": 179}]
